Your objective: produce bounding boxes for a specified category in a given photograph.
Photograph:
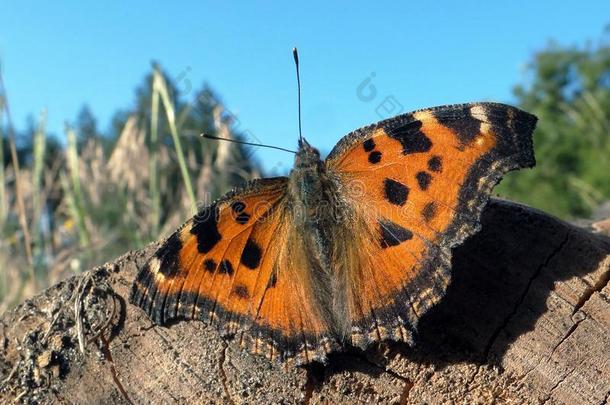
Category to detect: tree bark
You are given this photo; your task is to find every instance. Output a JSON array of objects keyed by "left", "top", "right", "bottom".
[{"left": 1, "top": 199, "right": 609, "bottom": 404}]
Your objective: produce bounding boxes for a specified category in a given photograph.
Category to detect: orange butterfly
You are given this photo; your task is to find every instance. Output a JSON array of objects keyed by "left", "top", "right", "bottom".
[{"left": 130, "top": 101, "right": 536, "bottom": 365}]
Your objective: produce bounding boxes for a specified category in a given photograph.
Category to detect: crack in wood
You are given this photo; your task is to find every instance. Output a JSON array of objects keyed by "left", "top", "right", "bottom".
[
  {"left": 218, "top": 340, "right": 235, "bottom": 405},
  {"left": 98, "top": 335, "right": 133, "bottom": 404},
  {"left": 483, "top": 230, "right": 571, "bottom": 361},
  {"left": 548, "top": 313, "right": 585, "bottom": 359},
  {"left": 357, "top": 352, "right": 410, "bottom": 383},
  {"left": 572, "top": 258, "right": 610, "bottom": 315},
  {"left": 540, "top": 367, "right": 575, "bottom": 404}
]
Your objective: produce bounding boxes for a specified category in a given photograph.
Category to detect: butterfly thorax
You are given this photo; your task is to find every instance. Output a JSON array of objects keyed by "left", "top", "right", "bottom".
[
  {"left": 289, "top": 139, "right": 327, "bottom": 216},
  {"left": 289, "top": 139, "right": 345, "bottom": 231}
]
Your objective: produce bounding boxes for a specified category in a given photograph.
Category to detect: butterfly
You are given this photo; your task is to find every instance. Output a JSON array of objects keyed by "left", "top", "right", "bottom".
[{"left": 130, "top": 102, "right": 536, "bottom": 365}]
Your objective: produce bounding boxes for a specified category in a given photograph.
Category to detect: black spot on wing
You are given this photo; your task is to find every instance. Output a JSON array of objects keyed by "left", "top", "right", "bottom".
[
  {"left": 379, "top": 219, "right": 413, "bottom": 248},
  {"left": 434, "top": 106, "right": 481, "bottom": 146},
  {"left": 386, "top": 119, "right": 432, "bottom": 154},
  {"left": 422, "top": 202, "right": 437, "bottom": 222},
  {"left": 231, "top": 201, "right": 245, "bottom": 212},
  {"left": 203, "top": 259, "right": 216, "bottom": 272},
  {"left": 241, "top": 238, "right": 262, "bottom": 269},
  {"left": 191, "top": 205, "right": 221, "bottom": 253},
  {"left": 235, "top": 213, "right": 250, "bottom": 224},
  {"left": 156, "top": 232, "right": 183, "bottom": 276},
  {"left": 231, "top": 201, "right": 250, "bottom": 225},
  {"left": 416, "top": 171, "right": 432, "bottom": 190},
  {"left": 368, "top": 151, "right": 382, "bottom": 164},
  {"left": 232, "top": 284, "right": 249, "bottom": 299},
  {"left": 384, "top": 178, "right": 409, "bottom": 206},
  {"left": 363, "top": 138, "right": 376, "bottom": 152},
  {"left": 219, "top": 260, "right": 234, "bottom": 275},
  {"left": 428, "top": 156, "right": 442, "bottom": 172}
]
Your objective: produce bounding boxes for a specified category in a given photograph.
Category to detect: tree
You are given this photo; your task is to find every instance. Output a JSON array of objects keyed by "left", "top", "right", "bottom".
[
  {"left": 497, "top": 28, "right": 610, "bottom": 219},
  {"left": 75, "top": 105, "right": 100, "bottom": 148}
]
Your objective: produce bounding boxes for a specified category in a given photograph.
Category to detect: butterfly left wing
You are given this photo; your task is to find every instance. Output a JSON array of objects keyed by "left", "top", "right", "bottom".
[
  {"left": 325, "top": 102, "right": 536, "bottom": 347},
  {"left": 130, "top": 178, "right": 338, "bottom": 364}
]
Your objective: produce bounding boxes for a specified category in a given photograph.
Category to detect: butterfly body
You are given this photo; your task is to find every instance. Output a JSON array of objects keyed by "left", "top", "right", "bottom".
[
  {"left": 288, "top": 138, "right": 350, "bottom": 339},
  {"left": 290, "top": 137, "right": 382, "bottom": 343},
  {"left": 130, "top": 102, "right": 537, "bottom": 365}
]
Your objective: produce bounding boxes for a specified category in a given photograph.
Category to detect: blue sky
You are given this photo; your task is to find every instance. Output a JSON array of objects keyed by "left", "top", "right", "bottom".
[{"left": 1, "top": 1, "right": 609, "bottom": 173}]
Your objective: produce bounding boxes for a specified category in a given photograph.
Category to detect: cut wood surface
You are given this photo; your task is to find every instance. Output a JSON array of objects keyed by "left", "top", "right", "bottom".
[{"left": 1, "top": 199, "right": 609, "bottom": 404}]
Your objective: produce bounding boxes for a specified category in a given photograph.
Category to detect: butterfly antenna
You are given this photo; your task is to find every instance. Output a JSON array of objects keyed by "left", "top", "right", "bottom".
[
  {"left": 201, "top": 133, "right": 297, "bottom": 154},
  {"left": 293, "top": 47, "right": 303, "bottom": 144}
]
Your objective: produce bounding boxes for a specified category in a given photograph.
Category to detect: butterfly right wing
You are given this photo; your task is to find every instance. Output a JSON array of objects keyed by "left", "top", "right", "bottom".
[
  {"left": 325, "top": 103, "right": 536, "bottom": 347},
  {"left": 130, "top": 177, "right": 338, "bottom": 364}
]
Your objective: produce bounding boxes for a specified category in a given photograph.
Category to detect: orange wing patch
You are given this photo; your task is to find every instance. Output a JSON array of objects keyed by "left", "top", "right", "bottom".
[
  {"left": 130, "top": 178, "right": 337, "bottom": 364},
  {"left": 326, "top": 103, "right": 536, "bottom": 347}
]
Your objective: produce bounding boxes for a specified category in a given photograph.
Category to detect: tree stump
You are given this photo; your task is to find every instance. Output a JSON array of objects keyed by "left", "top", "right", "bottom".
[{"left": 1, "top": 199, "right": 609, "bottom": 404}]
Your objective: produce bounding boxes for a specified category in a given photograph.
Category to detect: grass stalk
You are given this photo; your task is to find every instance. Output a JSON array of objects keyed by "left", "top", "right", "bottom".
[
  {"left": 0, "top": 68, "right": 34, "bottom": 274},
  {"left": 65, "top": 125, "right": 90, "bottom": 248},
  {"left": 149, "top": 73, "right": 161, "bottom": 236},
  {"left": 32, "top": 109, "right": 47, "bottom": 236},
  {"left": 59, "top": 172, "right": 88, "bottom": 253},
  {"left": 153, "top": 66, "right": 197, "bottom": 213},
  {"left": 31, "top": 109, "right": 47, "bottom": 276}
]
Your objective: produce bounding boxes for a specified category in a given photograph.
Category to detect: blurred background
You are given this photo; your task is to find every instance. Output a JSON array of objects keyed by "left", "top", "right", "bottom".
[{"left": 0, "top": 2, "right": 609, "bottom": 311}]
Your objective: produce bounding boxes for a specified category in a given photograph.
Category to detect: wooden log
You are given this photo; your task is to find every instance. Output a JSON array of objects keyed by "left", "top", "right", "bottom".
[{"left": 1, "top": 199, "right": 609, "bottom": 404}]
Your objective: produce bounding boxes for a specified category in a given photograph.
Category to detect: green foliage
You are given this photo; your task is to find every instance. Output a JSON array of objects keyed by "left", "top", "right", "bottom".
[{"left": 497, "top": 30, "right": 610, "bottom": 218}]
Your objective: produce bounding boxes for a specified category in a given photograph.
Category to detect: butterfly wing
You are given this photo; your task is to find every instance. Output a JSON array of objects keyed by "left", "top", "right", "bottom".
[
  {"left": 130, "top": 177, "right": 337, "bottom": 364},
  {"left": 325, "top": 102, "right": 536, "bottom": 347}
]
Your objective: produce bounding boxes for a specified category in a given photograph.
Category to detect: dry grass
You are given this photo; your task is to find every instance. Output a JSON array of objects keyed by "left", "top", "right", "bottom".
[{"left": 0, "top": 65, "right": 259, "bottom": 313}]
